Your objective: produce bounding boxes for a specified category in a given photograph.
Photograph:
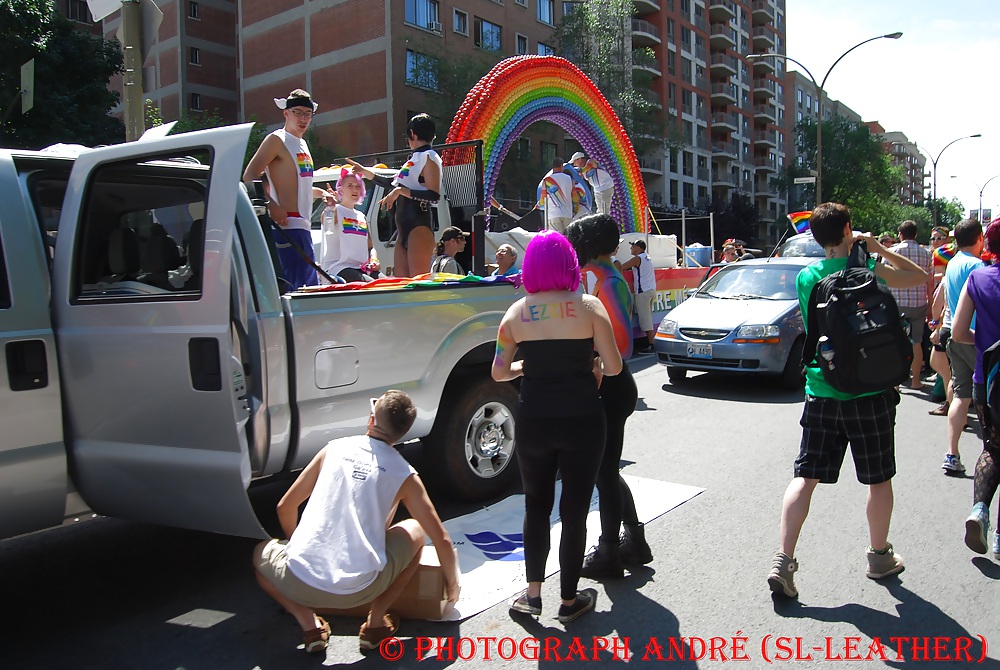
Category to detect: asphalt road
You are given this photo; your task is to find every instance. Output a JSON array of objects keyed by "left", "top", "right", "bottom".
[{"left": 3, "top": 359, "right": 999, "bottom": 669}]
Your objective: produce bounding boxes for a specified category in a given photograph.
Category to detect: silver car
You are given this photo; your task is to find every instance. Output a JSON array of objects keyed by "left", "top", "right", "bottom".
[{"left": 654, "top": 257, "right": 819, "bottom": 388}]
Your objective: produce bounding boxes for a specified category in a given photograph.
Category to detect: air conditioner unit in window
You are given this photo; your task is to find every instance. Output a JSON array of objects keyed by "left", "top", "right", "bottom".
[
  {"left": 668, "top": 106, "right": 678, "bottom": 116},
  {"left": 427, "top": 21, "right": 442, "bottom": 32}
]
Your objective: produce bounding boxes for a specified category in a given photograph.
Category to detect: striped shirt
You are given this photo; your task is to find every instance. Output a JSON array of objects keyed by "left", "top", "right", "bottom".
[{"left": 886, "top": 239, "right": 932, "bottom": 307}]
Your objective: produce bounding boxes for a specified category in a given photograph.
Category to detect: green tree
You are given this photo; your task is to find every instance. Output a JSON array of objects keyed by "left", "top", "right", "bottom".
[
  {"left": 403, "top": 38, "right": 500, "bottom": 133},
  {"left": 923, "top": 196, "right": 966, "bottom": 230},
  {"left": 0, "top": 0, "right": 124, "bottom": 148},
  {"left": 775, "top": 117, "right": 904, "bottom": 230}
]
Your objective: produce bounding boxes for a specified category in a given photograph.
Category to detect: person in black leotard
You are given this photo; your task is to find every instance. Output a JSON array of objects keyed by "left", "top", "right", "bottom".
[
  {"left": 492, "top": 230, "right": 623, "bottom": 623},
  {"left": 566, "top": 214, "right": 654, "bottom": 579},
  {"left": 347, "top": 114, "right": 440, "bottom": 277}
]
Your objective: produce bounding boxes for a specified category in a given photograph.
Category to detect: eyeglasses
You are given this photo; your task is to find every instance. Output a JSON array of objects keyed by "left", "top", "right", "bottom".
[
  {"left": 369, "top": 397, "right": 379, "bottom": 426},
  {"left": 289, "top": 108, "right": 313, "bottom": 118}
]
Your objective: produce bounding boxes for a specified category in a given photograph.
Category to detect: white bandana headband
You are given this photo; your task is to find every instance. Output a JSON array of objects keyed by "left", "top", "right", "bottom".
[{"left": 274, "top": 96, "right": 319, "bottom": 112}]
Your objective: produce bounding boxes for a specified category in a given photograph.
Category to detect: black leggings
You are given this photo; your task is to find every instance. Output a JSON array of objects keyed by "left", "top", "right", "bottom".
[
  {"left": 597, "top": 368, "right": 640, "bottom": 541},
  {"left": 516, "top": 406, "right": 605, "bottom": 601}
]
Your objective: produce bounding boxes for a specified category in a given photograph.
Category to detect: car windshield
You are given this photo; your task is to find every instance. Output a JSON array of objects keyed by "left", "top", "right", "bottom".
[
  {"left": 778, "top": 235, "right": 823, "bottom": 257},
  {"left": 697, "top": 264, "right": 799, "bottom": 300}
]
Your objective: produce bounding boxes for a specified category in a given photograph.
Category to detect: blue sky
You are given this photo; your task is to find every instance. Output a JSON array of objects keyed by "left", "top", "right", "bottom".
[{"left": 786, "top": 1, "right": 1000, "bottom": 219}]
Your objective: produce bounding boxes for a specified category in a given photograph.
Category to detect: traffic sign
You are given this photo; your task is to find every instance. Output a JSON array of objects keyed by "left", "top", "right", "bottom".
[{"left": 793, "top": 176, "right": 816, "bottom": 184}]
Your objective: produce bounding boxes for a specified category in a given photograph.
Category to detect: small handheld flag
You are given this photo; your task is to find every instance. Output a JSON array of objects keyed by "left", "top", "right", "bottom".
[{"left": 788, "top": 211, "right": 811, "bottom": 234}]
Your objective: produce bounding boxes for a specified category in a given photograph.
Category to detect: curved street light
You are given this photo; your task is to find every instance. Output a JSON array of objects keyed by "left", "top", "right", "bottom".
[
  {"left": 749, "top": 32, "right": 902, "bottom": 204},
  {"left": 898, "top": 135, "right": 982, "bottom": 228}
]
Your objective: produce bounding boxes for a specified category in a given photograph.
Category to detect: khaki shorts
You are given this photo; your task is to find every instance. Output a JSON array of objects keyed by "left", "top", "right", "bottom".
[
  {"left": 255, "top": 532, "right": 416, "bottom": 609},
  {"left": 635, "top": 289, "right": 655, "bottom": 332},
  {"left": 947, "top": 339, "right": 976, "bottom": 400},
  {"left": 898, "top": 304, "right": 928, "bottom": 345}
]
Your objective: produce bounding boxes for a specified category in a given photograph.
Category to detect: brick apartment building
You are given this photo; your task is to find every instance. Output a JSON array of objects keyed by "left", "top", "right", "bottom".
[{"left": 867, "top": 124, "right": 927, "bottom": 206}]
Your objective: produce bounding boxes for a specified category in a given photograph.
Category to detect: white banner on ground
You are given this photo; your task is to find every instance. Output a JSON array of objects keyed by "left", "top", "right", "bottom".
[{"left": 437, "top": 475, "right": 703, "bottom": 622}]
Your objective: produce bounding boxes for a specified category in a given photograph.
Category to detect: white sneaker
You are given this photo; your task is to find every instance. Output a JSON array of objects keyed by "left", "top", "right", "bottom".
[{"left": 942, "top": 453, "right": 966, "bottom": 473}]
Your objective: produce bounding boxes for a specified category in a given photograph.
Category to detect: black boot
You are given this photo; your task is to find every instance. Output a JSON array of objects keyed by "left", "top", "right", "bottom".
[
  {"left": 620, "top": 523, "right": 653, "bottom": 565},
  {"left": 580, "top": 538, "right": 625, "bottom": 579}
]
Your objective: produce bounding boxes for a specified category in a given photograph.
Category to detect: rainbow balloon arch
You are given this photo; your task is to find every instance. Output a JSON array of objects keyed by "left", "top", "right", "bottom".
[{"left": 444, "top": 55, "right": 649, "bottom": 234}]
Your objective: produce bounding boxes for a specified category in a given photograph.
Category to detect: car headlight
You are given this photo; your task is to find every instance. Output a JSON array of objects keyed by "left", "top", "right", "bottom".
[
  {"left": 658, "top": 319, "right": 677, "bottom": 336},
  {"left": 735, "top": 324, "right": 781, "bottom": 339}
]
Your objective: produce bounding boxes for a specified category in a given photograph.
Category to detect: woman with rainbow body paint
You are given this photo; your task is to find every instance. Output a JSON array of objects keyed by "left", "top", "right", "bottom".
[
  {"left": 492, "top": 230, "right": 622, "bottom": 623},
  {"left": 566, "top": 214, "right": 654, "bottom": 579}
]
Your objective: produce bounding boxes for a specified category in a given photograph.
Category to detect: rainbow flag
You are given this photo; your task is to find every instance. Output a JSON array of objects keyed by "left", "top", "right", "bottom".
[
  {"left": 933, "top": 242, "right": 957, "bottom": 264},
  {"left": 787, "top": 211, "right": 811, "bottom": 234}
]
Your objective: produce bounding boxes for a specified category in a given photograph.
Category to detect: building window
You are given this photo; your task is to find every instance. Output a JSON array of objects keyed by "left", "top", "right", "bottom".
[
  {"left": 190, "top": 93, "right": 202, "bottom": 111},
  {"left": 797, "top": 89, "right": 802, "bottom": 105},
  {"left": 189, "top": 47, "right": 201, "bottom": 65},
  {"left": 516, "top": 33, "right": 528, "bottom": 55},
  {"left": 561, "top": 1, "right": 574, "bottom": 14},
  {"left": 537, "top": 42, "right": 554, "bottom": 56},
  {"left": 188, "top": 0, "right": 199, "bottom": 19},
  {"left": 538, "top": 0, "right": 554, "bottom": 25},
  {"left": 453, "top": 9, "right": 468, "bottom": 35},
  {"left": 405, "top": 49, "right": 439, "bottom": 90},
  {"left": 516, "top": 137, "right": 531, "bottom": 160},
  {"left": 516, "top": 0, "right": 527, "bottom": 5},
  {"left": 474, "top": 17, "right": 502, "bottom": 52},
  {"left": 540, "top": 141, "right": 557, "bottom": 167},
  {"left": 405, "top": 0, "right": 440, "bottom": 31},
  {"left": 67, "top": 0, "right": 91, "bottom": 22}
]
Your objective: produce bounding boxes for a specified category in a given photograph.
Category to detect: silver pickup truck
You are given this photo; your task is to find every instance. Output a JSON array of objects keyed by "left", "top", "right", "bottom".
[{"left": 0, "top": 124, "right": 520, "bottom": 541}]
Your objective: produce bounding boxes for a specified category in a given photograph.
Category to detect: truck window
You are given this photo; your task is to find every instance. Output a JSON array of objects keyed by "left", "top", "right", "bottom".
[
  {"left": 25, "top": 174, "right": 69, "bottom": 271},
  {"left": 73, "top": 156, "right": 209, "bottom": 301},
  {"left": 0, "top": 228, "right": 9, "bottom": 310}
]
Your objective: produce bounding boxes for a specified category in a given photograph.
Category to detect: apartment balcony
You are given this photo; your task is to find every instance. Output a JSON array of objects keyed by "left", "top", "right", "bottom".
[
  {"left": 632, "top": 51, "right": 662, "bottom": 77},
  {"left": 752, "top": 26, "right": 775, "bottom": 49},
  {"left": 709, "top": 24, "right": 737, "bottom": 49},
  {"left": 711, "top": 82, "right": 738, "bottom": 104},
  {"left": 712, "top": 168, "right": 737, "bottom": 187},
  {"left": 708, "top": 0, "right": 737, "bottom": 22},
  {"left": 752, "top": 77, "right": 776, "bottom": 99},
  {"left": 638, "top": 89, "right": 662, "bottom": 110},
  {"left": 752, "top": 55, "right": 775, "bottom": 74},
  {"left": 632, "top": 18, "right": 662, "bottom": 47},
  {"left": 754, "top": 154, "right": 778, "bottom": 173},
  {"left": 692, "top": 13, "right": 707, "bottom": 31},
  {"left": 711, "top": 111, "right": 739, "bottom": 132},
  {"left": 754, "top": 130, "right": 777, "bottom": 147},
  {"left": 710, "top": 53, "right": 738, "bottom": 77},
  {"left": 751, "top": 0, "right": 775, "bottom": 23},
  {"left": 695, "top": 105, "right": 709, "bottom": 122},
  {"left": 633, "top": 0, "right": 660, "bottom": 15},
  {"left": 753, "top": 103, "right": 776, "bottom": 123},
  {"left": 694, "top": 45, "right": 708, "bottom": 63},
  {"left": 638, "top": 157, "right": 664, "bottom": 175},
  {"left": 695, "top": 166, "right": 709, "bottom": 182},
  {"left": 756, "top": 179, "right": 779, "bottom": 197},
  {"left": 712, "top": 139, "right": 739, "bottom": 160},
  {"left": 695, "top": 75, "right": 709, "bottom": 91}
]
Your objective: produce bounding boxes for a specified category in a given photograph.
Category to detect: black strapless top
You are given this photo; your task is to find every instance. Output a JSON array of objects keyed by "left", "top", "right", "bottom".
[{"left": 516, "top": 338, "right": 600, "bottom": 417}]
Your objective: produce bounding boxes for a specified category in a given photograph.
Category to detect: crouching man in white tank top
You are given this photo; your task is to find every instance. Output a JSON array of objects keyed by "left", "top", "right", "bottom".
[{"left": 253, "top": 390, "right": 461, "bottom": 655}]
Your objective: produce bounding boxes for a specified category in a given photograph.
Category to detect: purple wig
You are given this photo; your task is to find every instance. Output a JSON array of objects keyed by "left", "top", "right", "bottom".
[
  {"left": 521, "top": 230, "right": 581, "bottom": 294},
  {"left": 336, "top": 168, "right": 367, "bottom": 202},
  {"left": 986, "top": 218, "right": 1000, "bottom": 255}
]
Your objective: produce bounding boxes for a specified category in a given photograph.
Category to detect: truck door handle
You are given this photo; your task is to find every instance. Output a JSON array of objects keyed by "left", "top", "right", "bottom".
[
  {"left": 6, "top": 340, "right": 48, "bottom": 391},
  {"left": 189, "top": 338, "right": 222, "bottom": 391}
]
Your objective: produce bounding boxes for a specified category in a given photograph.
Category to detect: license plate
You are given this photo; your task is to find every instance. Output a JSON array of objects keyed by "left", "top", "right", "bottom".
[{"left": 687, "top": 344, "right": 712, "bottom": 359}]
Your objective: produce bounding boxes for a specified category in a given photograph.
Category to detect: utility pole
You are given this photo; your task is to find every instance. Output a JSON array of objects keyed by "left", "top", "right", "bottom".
[{"left": 121, "top": 0, "right": 144, "bottom": 141}]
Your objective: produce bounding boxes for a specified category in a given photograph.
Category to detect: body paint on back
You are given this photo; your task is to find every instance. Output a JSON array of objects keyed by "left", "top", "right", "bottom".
[{"left": 519, "top": 301, "right": 577, "bottom": 322}]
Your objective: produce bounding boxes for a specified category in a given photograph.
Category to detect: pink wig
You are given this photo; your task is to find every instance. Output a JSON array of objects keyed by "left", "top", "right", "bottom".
[
  {"left": 985, "top": 218, "right": 1000, "bottom": 255},
  {"left": 336, "top": 168, "right": 366, "bottom": 201},
  {"left": 521, "top": 230, "right": 581, "bottom": 294}
]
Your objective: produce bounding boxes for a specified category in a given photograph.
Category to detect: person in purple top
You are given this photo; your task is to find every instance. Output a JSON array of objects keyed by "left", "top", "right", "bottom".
[{"left": 954, "top": 219, "right": 1000, "bottom": 558}]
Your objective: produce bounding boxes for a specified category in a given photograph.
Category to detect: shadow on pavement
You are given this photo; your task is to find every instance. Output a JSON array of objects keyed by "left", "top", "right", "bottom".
[
  {"left": 771, "top": 579, "right": 999, "bottom": 668},
  {"left": 661, "top": 372, "right": 805, "bottom": 405}
]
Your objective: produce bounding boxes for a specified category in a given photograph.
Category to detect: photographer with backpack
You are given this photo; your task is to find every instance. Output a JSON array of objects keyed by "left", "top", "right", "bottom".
[{"left": 767, "top": 203, "right": 929, "bottom": 599}]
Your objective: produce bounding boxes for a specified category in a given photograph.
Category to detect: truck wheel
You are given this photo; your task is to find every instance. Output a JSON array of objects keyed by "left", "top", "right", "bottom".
[
  {"left": 425, "top": 377, "right": 519, "bottom": 501},
  {"left": 667, "top": 367, "right": 687, "bottom": 383},
  {"left": 779, "top": 338, "right": 805, "bottom": 390}
]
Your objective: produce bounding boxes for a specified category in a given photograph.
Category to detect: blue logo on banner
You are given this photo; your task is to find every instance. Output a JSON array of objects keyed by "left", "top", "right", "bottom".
[{"left": 465, "top": 531, "right": 525, "bottom": 561}]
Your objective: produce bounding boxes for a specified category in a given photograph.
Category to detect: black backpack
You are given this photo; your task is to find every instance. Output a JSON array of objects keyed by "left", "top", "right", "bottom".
[
  {"left": 983, "top": 339, "right": 1000, "bottom": 430},
  {"left": 801, "top": 239, "right": 913, "bottom": 395}
]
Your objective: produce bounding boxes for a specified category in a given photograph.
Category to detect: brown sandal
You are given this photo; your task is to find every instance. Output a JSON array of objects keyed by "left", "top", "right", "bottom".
[{"left": 303, "top": 616, "right": 331, "bottom": 653}]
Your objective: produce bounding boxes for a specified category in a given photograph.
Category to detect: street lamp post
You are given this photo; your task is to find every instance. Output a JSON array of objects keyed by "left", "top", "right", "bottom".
[
  {"left": 749, "top": 32, "right": 902, "bottom": 204},
  {"left": 909, "top": 135, "right": 982, "bottom": 229},
  {"left": 978, "top": 174, "right": 1000, "bottom": 223}
]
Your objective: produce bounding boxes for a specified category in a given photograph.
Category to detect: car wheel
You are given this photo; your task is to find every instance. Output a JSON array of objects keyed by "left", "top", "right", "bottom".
[
  {"left": 423, "top": 376, "right": 519, "bottom": 501},
  {"left": 779, "top": 338, "right": 805, "bottom": 390},
  {"left": 667, "top": 366, "right": 688, "bottom": 383}
]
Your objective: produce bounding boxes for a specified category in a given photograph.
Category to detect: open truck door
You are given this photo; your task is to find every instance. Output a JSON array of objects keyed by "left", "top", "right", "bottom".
[
  {"left": 0, "top": 153, "right": 68, "bottom": 538},
  {"left": 51, "top": 124, "right": 267, "bottom": 538}
]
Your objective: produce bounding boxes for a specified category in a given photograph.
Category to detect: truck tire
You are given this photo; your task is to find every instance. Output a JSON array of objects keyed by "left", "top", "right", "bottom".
[{"left": 424, "top": 376, "right": 519, "bottom": 501}]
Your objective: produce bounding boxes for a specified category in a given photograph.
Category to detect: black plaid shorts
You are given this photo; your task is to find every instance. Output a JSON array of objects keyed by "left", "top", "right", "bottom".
[{"left": 793, "top": 389, "right": 900, "bottom": 485}]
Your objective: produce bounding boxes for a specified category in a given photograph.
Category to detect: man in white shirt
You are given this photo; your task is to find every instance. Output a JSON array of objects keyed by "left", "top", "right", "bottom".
[
  {"left": 537, "top": 159, "right": 575, "bottom": 233},
  {"left": 253, "top": 390, "right": 460, "bottom": 655},
  {"left": 571, "top": 152, "right": 615, "bottom": 216},
  {"left": 618, "top": 239, "right": 657, "bottom": 354}
]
